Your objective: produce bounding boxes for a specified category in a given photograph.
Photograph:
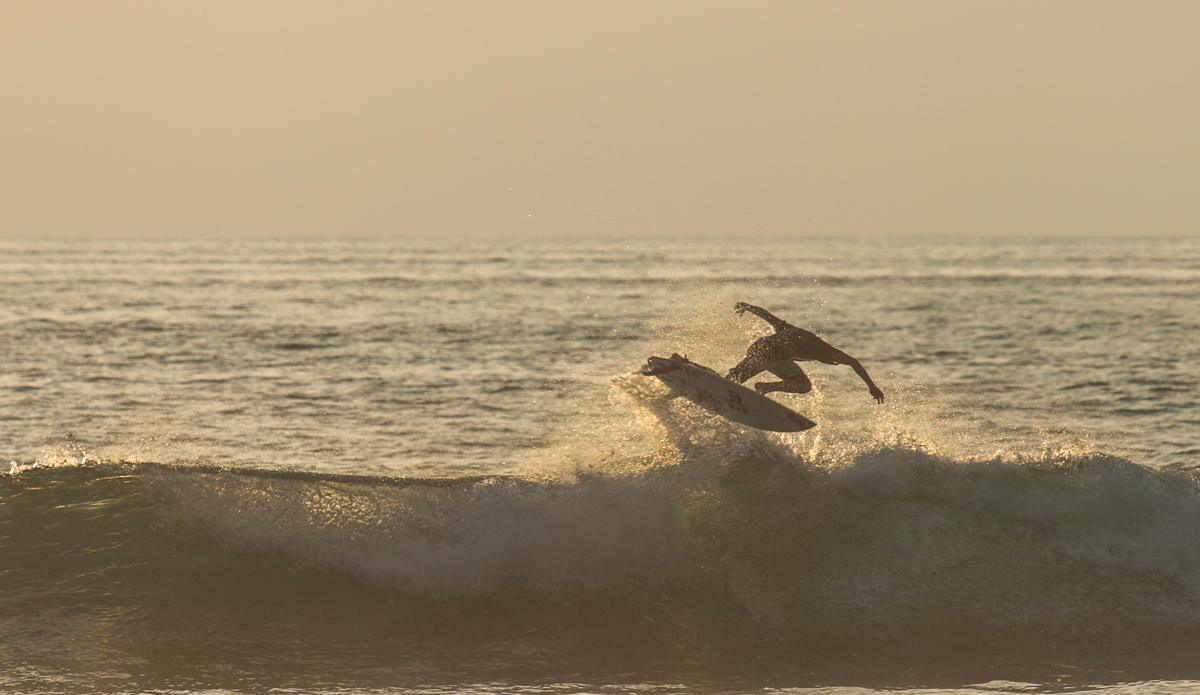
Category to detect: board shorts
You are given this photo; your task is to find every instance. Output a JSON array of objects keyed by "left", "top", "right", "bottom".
[{"left": 755, "top": 358, "right": 805, "bottom": 380}]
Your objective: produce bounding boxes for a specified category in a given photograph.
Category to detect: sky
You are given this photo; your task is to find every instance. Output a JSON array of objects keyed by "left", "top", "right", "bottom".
[{"left": 2, "top": 1, "right": 1197, "bottom": 239}]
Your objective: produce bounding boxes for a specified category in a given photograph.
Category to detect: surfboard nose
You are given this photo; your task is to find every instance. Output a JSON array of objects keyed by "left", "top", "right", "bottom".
[{"left": 787, "top": 412, "right": 818, "bottom": 431}]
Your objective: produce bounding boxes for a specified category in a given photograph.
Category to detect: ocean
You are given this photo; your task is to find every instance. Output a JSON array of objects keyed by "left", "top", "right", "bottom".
[{"left": 2, "top": 236, "right": 1199, "bottom": 695}]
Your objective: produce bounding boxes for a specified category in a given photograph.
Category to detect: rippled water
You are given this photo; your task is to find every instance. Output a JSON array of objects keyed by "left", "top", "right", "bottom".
[
  {"left": 2, "top": 237, "right": 1198, "bottom": 694},
  {"left": 6, "top": 236, "right": 1199, "bottom": 472}
]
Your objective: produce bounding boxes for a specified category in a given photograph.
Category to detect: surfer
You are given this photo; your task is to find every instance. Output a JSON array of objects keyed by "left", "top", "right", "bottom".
[{"left": 726, "top": 302, "right": 885, "bottom": 403}]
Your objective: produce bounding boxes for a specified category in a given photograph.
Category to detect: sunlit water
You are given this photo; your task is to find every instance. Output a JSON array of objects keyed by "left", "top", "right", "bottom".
[{"left": 2, "top": 237, "right": 1199, "bottom": 694}]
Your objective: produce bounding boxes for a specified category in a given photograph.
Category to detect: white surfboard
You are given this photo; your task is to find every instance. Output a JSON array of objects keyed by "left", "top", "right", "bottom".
[{"left": 642, "top": 356, "right": 816, "bottom": 432}]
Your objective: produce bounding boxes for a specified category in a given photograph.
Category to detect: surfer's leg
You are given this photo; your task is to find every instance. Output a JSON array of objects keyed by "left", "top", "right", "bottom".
[
  {"left": 726, "top": 336, "right": 779, "bottom": 384},
  {"left": 725, "top": 355, "right": 764, "bottom": 384},
  {"left": 755, "top": 374, "right": 812, "bottom": 395},
  {"left": 754, "top": 361, "right": 812, "bottom": 394}
]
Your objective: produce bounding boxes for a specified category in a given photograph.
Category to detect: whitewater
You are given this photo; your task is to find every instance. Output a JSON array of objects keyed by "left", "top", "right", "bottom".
[{"left": 2, "top": 236, "right": 1199, "bottom": 694}]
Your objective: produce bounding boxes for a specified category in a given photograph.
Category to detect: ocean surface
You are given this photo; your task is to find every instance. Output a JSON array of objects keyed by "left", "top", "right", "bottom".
[{"left": 2, "top": 236, "right": 1199, "bottom": 695}]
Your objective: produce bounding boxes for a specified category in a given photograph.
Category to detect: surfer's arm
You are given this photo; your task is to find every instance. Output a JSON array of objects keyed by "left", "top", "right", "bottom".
[
  {"left": 833, "top": 351, "right": 885, "bottom": 404},
  {"left": 734, "top": 302, "right": 792, "bottom": 331}
]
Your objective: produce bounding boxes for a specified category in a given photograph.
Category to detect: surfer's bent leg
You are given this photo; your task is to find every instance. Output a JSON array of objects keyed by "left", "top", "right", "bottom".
[
  {"left": 725, "top": 356, "right": 764, "bottom": 384},
  {"left": 754, "top": 361, "right": 812, "bottom": 395},
  {"left": 725, "top": 335, "right": 781, "bottom": 384}
]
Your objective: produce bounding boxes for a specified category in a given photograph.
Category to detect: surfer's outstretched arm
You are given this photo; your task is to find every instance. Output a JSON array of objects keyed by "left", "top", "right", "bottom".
[
  {"left": 833, "top": 351, "right": 885, "bottom": 403},
  {"left": 734, "top": 302, "right": 793, "bottom": 331}
]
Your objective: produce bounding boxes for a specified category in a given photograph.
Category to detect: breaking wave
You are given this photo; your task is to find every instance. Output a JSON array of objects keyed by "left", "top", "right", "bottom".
[{"left": 5, "top": 384, "right": 1200, "bottom": 688}]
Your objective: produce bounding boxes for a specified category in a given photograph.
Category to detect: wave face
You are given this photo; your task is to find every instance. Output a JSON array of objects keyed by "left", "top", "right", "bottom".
[{"left": 5, "top": 434, "right": 1200, "bottom": 692}]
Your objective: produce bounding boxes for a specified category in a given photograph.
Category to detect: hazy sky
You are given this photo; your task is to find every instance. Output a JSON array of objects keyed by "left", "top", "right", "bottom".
[{"left": 3, "top": 1, "right": 1197, "bottom": 239}]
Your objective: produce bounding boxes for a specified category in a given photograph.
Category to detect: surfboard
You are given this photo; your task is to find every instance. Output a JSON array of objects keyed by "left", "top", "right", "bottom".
[{"left": 642, "top": 356, "right": 816, "bottom": 432}]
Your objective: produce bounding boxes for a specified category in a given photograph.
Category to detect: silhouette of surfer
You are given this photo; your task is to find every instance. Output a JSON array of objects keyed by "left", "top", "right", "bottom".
[{"left": 726, "top": 302, "right": 885, "bottom": 403}]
